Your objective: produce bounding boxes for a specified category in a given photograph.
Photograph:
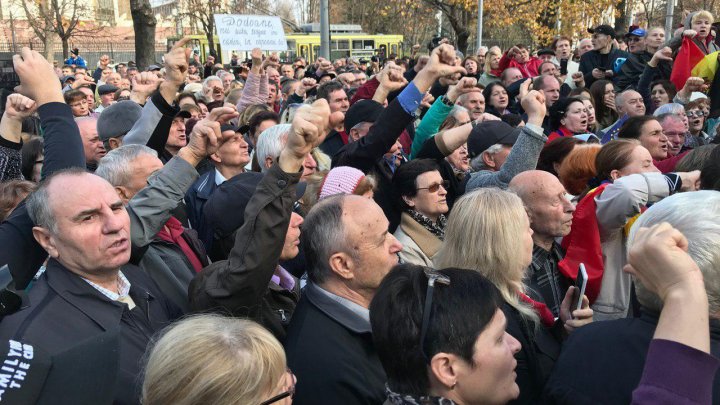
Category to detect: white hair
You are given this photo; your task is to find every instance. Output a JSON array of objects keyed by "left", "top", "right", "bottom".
[
  {"left": 627, "top": 190, "right": 720, "bottom": 315},
  {"left": 202, "top": 75, "right": 222, "bottom": 90},
  {"left": 653, "top": 102, "right": 685, "bottom": 117},
  {"left": 95, "top": 144, "right": 158, "bottom": 187},
  {"left": 470, "top": 143, "right": 504, "bottom": 171},
  {"left": 255, "top": 124, "right": 290, "bottom": 172}
]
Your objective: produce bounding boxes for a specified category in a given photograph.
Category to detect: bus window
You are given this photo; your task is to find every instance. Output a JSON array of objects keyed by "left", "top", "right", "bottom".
[
  {"left": 312, "top": 45, "right": 320, "bottom": 60},
  {"left": 391, "top": 44, "right": 398, "bottom": 56},
  {"left": 364, "top": 40, "right": 375, "bottom": 50},
  {"left": 352, "top": 40, "right": 363, "bottom": 50},
  {"left": 300, "top": 45, "right": 309, "bottom": 59}
]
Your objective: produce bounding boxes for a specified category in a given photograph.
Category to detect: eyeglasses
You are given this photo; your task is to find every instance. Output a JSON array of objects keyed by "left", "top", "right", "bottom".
[
  {"left": 627, "top": 36, "right": 643, "bottom": 42},
  {"left": 686, "top": 110, "right": 707, "bottom": 117},
  {"left": 417, "top": 180, "right": 449, "bottom": 193},
  {"left": 259, "top": 368, "right": 296, "bottom": 405},
  {"left": 419, "top": 269, "right": 450, "bottom": 363}
]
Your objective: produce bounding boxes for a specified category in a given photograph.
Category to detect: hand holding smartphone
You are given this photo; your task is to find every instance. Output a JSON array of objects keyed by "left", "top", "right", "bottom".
[{"left": 572, "top": 263, "right": 589, "bottom": 318}]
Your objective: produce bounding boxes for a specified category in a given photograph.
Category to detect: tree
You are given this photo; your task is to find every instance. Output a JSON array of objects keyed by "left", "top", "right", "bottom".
[
  {"left": 130, "top": 0, "right": 157, "bottom": 70},
  {"left": 13, "top": 0, "right": 101, "bottom": 61},
  {"left": 421, "top": 0, "right": 476, "bottom": 53},
  {"left": 183, "top": 0, "right": 227, "bottom": 61}
]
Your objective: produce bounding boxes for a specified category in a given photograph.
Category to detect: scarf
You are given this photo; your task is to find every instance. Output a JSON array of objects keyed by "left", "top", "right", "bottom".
[
  {"left": 519, "top": 292, "right": 556, "bottom": 328},
  {"left": 156, "top": 217, "right": 204, "bottom": 273},
  {"left": 386, "top": 387, "right": 458, "bottom": 405},
  {"left": 406, "top": 209, "right": 447, "bottom": 241}
]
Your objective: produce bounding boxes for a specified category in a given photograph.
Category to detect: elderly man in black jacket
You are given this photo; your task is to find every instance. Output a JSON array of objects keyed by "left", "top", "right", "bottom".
[{"left": 0, "top": 45, "right": 236, "bottom": 402}]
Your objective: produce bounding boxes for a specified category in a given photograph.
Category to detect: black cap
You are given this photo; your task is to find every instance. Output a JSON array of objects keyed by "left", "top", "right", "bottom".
[
  {"left": 71, "top": 48, "right": 79, "bottom": 56},
  {"left": 174, "top": 109, "right": 192, "bottom": 119},
  {"left": 97, "top": 84, "right": 118, "bottom": 95},
  {"left": 147, "top": 64, "right": 161, "bottom": 71},
  {"left": 588, "top": 24, "right": 616, "bottom": 38},
  {"left": 344, "top": 99, "right": 384, "bottom": 132},
  {"left": 467, "top": 121, "right": 521, "bottom": 159},
  {"left": 0, "top": 331, "right": 118, "bottom": 404},
  {"left": 537, "top": 48, "right": 555, "bottom": 56},
  {"left": 60, "top": 75, "right": 76, "bottom": 84}
]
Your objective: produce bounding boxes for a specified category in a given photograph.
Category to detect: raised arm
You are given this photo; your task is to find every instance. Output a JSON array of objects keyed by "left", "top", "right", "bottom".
[
  {"left": 189, "top": 100, "right": 331, "bottom": 317},
  {"left": 0, "top": 94, "right": 36, "bottom": 181},
  {"left": 1, "top": 48, "right": 85, "bottom": 287},
  {"left": 465, "top": 90, "right": 548, "bottom": 191}
]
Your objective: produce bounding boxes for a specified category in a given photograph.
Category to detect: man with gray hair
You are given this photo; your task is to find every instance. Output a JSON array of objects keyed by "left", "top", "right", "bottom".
[
  {"left": 256, "top": 123, "right": 318, "bottom": 180},
  {"left": 545, "top": 190, "right": 720, "bottom": 404},
  {"left": 0, "top": 105, "right": 238, "bottom": 403},
  {"left": 284, "top": 192, "right": 404, "bottom": 405},
  {"left": 601, "top": 89, "right": 646, "bottom": 134}
]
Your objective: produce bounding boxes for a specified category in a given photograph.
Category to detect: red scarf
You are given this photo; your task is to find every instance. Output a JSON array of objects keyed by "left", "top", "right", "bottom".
[
  {"left": 156, "top": 217, "right": 204, "bottom": 273},
  {"left": 519, "top": 292, "right": 555, "bottom": 327}
]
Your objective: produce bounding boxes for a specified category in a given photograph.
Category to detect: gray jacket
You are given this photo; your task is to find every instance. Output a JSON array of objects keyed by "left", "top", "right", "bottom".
[
  {"left": 466, "top": 123, "right": 547, "bottom": 191},
  {"left": 127, "top": 155, "right": 201, "bottom": 312},
  {"left": 128, "top": 155, "right": 199, "bottom": 248},
  {"left": 592, "top": 172, "right": 671, "bottom": 321}
]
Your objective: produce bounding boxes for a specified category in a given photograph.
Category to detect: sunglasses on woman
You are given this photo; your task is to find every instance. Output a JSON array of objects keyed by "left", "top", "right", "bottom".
[{"left": 417, "top": 180, "right": 450, "bottom": 193}]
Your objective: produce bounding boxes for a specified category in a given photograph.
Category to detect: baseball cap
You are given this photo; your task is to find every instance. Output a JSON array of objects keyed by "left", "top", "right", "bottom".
[
  {"left": 146, "top": 64, "right": 161, "bottom": 71},
  {"left": 588, "top": 24, "right": 616, "bottom": 38},
  {"left": 97, "top": 100, "right": 143, "bottom": 141},
  {"left": 344, "top": 99, "right": 384, "bottom": 132},
  {"left": 624, "top": 26, "right": 647, "bottom": 38},
  {"left": 467, "top": 120, "right": 521, "bottom": 159}
]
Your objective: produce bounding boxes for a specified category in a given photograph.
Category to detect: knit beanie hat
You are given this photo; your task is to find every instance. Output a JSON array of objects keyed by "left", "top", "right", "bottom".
[{"left": 318, "top": 166, "right": 366, "bottom": 201}]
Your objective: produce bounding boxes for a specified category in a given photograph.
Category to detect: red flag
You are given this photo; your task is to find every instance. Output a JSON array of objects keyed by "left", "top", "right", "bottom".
[
  {"left": 558, "top": 184, "right": 608, "bottom": 304},
  {"left": 670, "top": 37, "right": 705, "bottom": 90}
]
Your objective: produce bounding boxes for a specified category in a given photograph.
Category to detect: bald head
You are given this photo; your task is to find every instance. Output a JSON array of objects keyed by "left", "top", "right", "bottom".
[{"left": 509, "top": 171, "right": 575, "bottom": 247}]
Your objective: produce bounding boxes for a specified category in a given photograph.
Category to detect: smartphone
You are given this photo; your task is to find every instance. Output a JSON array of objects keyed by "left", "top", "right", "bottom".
[{"left": 572, "top": 263, "right": 588, "bottom": 316}]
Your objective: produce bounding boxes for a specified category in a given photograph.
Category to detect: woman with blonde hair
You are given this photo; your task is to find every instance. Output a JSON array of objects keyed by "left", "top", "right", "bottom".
[
  {"left": 479, "top": 50, "right": 502, "bottom": 87},
  {"left": 435, "top": 188, "right": 593, "bottom": 404},
  {"left": 143, "top": 315, "right": 295, "bottom": 405}
]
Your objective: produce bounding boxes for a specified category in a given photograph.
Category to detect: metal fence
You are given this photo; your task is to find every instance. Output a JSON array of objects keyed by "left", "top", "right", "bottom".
[{"left": 0, "top": 40, "right": 169, "bottom": 67}]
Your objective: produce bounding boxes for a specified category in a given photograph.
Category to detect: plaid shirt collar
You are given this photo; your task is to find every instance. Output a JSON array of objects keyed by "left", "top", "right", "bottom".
[{"left": 82, "top": 271, "right": 131, "bottom": 302}]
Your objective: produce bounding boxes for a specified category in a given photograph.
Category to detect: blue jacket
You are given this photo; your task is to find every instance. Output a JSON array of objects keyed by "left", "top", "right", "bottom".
[
  {"left": 64, "top": 55, "right": 87, "bottom": 68},
  {"left": 184, "top": 170, "right": 219, "bottom": 248}
]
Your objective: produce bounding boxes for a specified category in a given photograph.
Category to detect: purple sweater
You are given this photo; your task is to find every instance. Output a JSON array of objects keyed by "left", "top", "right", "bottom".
[{"left": 633, "top": 339, "right": 720, "bottom": 404}]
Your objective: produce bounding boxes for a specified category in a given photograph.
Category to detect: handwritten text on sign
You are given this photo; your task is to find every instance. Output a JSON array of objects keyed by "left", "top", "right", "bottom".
[{"left": 214, "top": 15, "right": 288, "bottom": 51}]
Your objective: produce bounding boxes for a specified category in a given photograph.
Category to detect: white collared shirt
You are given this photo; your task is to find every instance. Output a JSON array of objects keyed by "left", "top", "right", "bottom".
[{"left": 214, "top": 169, "right": 227, "bottom": 186}]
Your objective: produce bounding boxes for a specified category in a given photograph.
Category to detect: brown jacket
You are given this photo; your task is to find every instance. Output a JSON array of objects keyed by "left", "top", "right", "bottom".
[{"left": 393, "top": 212, "right": 442, "bottom": 267}]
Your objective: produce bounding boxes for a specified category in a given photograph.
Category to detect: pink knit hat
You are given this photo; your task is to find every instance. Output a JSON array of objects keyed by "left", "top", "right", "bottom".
[{"left": 318, "top": 166, "right": 366, "bottom": 201}]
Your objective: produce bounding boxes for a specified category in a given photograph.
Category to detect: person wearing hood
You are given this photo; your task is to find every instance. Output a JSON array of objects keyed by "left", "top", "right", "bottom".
[{"left": 669, "top": 11, "right": 720, "bottom": 55}]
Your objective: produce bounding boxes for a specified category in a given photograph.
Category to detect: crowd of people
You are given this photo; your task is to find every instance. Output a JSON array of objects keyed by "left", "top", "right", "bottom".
[{"left": 0, "top": 11, "right": 719, "bottom": 405}]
